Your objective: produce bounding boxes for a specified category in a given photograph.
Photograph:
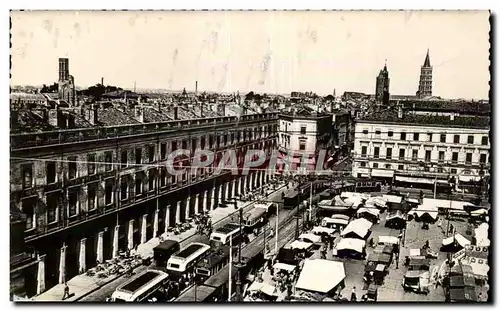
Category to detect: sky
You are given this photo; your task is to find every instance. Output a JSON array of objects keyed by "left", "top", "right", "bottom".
[{"left": 10, "top": 10, "right": 490, "bottom": 99}]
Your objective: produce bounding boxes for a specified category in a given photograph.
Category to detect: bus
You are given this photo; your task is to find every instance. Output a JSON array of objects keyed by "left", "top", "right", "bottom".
[
  {"left": 243, "top": 208, "right": 267, "bottom": 232},
  {"left": 166, "top": 242, "right": 211, "bottom": 275},
  {"left": 210, "top": 223, "right": 241, "bottom": 245},
  {"left": 111, "top": 269, "right": 169, "bottom": 302},
  {"left": 254, "top": 201, "right": 276, "bottom": 215},
  {"left": 195, "top": 245, "right": 231, "bottom": 281}
]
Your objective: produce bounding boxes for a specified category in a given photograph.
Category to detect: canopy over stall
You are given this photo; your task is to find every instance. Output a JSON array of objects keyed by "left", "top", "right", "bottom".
[
  {"left": 411, "top": 204, "right": 439, "bottom": 222},
  {"left": 299, "top": 233, "right": 322, "bottom": 244},
  {"left": 357, "top": 208, "right": 380, "bottom": 217},
  {"left": 311, "top": 226, "right": 335, "bottom": 236},
  {"left": 341, "top": 218, "right": 373, "bottom": 239},
  {"left": 295, "top": 259, "right": 346, "bottom": 294},
  {"left": 289, "top": 240, "right": 313, "bottom": 250},
  {"left": 273, "top": 262, "right": 296, "bottom": 273},
  {"left": 378, "top": 235, "right": 400, "bottom": 246},
  {"left": 336, "top": 238, "right": 366, "bottom": 253}
]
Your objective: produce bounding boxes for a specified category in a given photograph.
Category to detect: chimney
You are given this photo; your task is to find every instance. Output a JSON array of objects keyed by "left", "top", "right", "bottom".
[
  {"left": 135, "top": 105, "right": 144, "bottom": 123},
  {"left": 450, "top": 114, "right": 455, "bottom": 121},
  {"left": 174, "top": 105, "right": 179, "bottom": 120},
  {"left": 398, "top": 105, "right": 403, "bottom": 119},
  {"left": 218, "top": 103, "right": 226, "bottom": 116},
  {"left": 200, "top": 102, "right": 204, "bottom": 117},
  {"left": 157, "top": 100, "right": 161, "bottom": 113},
  {"left": 101, "top": 77, "right": 104, "bottom": 86},
  {"left": 195, "top": 81, "right": 198, "bottom": 94}
]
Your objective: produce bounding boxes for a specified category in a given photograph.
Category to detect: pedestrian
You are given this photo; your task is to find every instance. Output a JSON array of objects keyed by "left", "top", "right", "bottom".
[
  {"left": 62, "top": 282, "right": 70, "bottom": 300},
  {"left": 350, "top": 286, "right": 357, "bottom": 302}
]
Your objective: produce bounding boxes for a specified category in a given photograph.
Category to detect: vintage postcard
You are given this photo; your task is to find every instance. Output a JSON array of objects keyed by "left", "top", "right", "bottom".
[{"left": 9, "top": 10, "right": 490, "bottom": 303}]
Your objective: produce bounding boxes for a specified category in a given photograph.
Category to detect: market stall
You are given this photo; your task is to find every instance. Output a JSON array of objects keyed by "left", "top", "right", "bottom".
[
  {"left": 295, "top": 259, "right": 346, "bottom": 297},
  {"left": 341, "top": 218, "right": 373, "bottom": 240}
]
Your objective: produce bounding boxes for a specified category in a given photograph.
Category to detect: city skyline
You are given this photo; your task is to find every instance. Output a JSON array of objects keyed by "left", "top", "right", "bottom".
[{"left": 11, "top": 10, "right": 490, "bottom": 99}]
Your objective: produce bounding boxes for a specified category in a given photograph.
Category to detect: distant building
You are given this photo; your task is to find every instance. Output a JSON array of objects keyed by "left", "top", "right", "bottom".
[
  {"left": 375, "top": 63, "right": 390, "bottom": 105},
  {"left": 352, "top": 106, "right": 490, "bottom": 194},
  {"left": 278, "top": 107, "right": 333, "bottom": 174},
  {"left": 58, "top": 58, "right": 76, "bottom": 106},
  {"left": 417, "top": 50, "right": 433, "bottom": 98}
]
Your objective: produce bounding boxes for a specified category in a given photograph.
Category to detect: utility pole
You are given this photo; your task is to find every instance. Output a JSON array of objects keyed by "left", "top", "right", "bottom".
[{"left": 233, "top": 207, "right": 245, "bottom": 302}]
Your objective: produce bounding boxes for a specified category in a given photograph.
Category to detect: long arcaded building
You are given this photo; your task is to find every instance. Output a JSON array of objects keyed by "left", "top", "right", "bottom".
[{"left": 10, "top": 101, "right": 279, "bottom": 297}]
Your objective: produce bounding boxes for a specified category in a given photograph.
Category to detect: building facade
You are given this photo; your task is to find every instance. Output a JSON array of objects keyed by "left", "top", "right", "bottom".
[
  {"left": 278, "top": 110, "right": 333, "bottom": 174},
  {"left": 352, "top": 109, "right": 490, "bottom": 192},
  {"left": 375, "top": 63, "right": 390, "bottom": 105},
  {"left": 417, "top": 50, "right": 433, "bottom": 98},
  {"left": 58, "top": 58, "right": 76, "bottom": 106},
  {"left": 10, "top": 112, "right": 279, "bottom": 297}
]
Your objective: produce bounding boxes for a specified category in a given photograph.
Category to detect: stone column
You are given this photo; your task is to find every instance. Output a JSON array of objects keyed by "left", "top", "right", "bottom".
[
  {"left": 37, "top": 254, "right": 46, "bottom": 295},
  {"left": 176, "top": 201, "right": 181, "bottom": 225},
  {"left": 219, "top": 184, "right": 225, "bottom": 204},
  {"left": 194, "top": 194, "right": 200, "bottom": 215},
  {"left": 112, "top": 225, "right": 119, "bottom": 259},
  {"left": 79, "top": 238, "right": 86, "bottom": 274},
  {"left": 140, "top": 214, "right": 148, "bottom": 244},
  {"left": 213, "top": 186, "right": 219, "bottom": 208},
  {"left": 97, "top": 232, "right": 104, "bottom": 264},
  {"left": 128, "top": 220, "right": 134, "bottom": 251},
  {"left": 233, "top": 179, "right": 239, "bottom": 197},
  {"left": 240, "top": 176, "right": 246, "bottom": 195},
  {"left": 210, "top": 187, "right": 216, "bottom": 211},
  {"left": 165, "top": 205, "right": 171, "bottom": 231},
  {"left": 261, "top": 170, "right": 266, "bottom": 187},
  {"left": 225, "top": 182, "right": 230, "bottom": 201},
  {"left": 185, "top": 197, "right": 191, "bottom": 220},
  {"left": 204, "top": 190, "right": 210, "bottom": 212},
  {"left": 59, "top": 243, "right": 67, "bottom": 284},
  {"left": 153, "top": 209, "right": 159, "bottom": 238}
]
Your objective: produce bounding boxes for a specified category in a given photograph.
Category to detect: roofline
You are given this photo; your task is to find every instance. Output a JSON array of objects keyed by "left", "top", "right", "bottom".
[{"left": 356, "top": 119, "right": 490, "bottom": 130}]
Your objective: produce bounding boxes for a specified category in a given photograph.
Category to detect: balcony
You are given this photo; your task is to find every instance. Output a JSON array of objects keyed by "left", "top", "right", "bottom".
[{"left": 10, "top": 113, "right": 279, "bottom": 151}]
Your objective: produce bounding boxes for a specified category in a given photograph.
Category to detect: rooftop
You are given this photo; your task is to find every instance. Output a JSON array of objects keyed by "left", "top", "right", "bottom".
[
  {"left": 359, "top": 110, "right": 490, "bottom": 129},
  {"left": 392, "top": 100, "right": 491, "bottom": 115}
]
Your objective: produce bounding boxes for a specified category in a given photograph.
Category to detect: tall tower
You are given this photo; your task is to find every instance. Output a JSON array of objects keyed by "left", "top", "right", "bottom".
[
  {"left": 58, "top": 58, "right": 69, "bottom": 82},
  {"left": 375, "top": 61, "right": 390, "bottom": 105},
  {"left": 417, "top": 49, "right": 433, "bottom": 98}
]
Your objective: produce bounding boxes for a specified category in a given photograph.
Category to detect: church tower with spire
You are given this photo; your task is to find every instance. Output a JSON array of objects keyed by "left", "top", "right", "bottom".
[
  {"left": 417, "top": 49, "right": 433, "bottom": 98},
  {"left": 375, "top": 61, "right": 390, "bottom": 105}
]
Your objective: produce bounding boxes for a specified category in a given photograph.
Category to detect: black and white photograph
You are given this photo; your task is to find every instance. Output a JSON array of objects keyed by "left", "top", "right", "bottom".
[{"left": 8, "top": 9, "right": 491, "bottom": 303}]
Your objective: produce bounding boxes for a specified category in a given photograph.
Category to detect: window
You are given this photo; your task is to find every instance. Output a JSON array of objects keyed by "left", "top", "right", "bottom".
[
  {"left": 22, "top": 198, "right": 36, "bottom": 230},
  {"left": 373, "top": 163, "right": 379, "bottom": 168},
  {"left": 375, "top": 130, "right": 381, "bottom": 135},
  {"left": 87, "top": 154, "right": 96, "bottom": 175},
  {"left": 88, "top": 184, "right": 97, "bottom": 210},
  {"left": 438, "top": 151, "right": 445, "bottom": 162},
  {"left": 46, "top": 195, "right": 57, "bottom": 223},
  {"left": 437, "top": 167, "right": 443, "bottom": 173},
  {"left": 360, "top": 162, "right": 366, "bottom": 167},
  {"left": 427, "top": 133, "right": 433, "bottom": 142},
  {"left": 182, "top": 139, "right": 188, "bottom": 150},
  {"left": 160, "top": 168, "right": 167, "bottom": 187},
  {"left": 361, "top": 146, "right": 367, "bottom": 157},
  {"left": 385, "top": 164, "right": 391, "bottom": 169},
  {"left": 466, "top": 153, "right": 472, "bottom": 164},
  {"left": 135, "top": 175, "right": 143, "bottom": 196},
  {"left": 46, "top": 161, "right": 56, "bottom": 184},
  {"left": 400, "top": 132, "right": 406, "bottom": 140},
  {"left": 413, "top": 133, "right": 419, "bottom": 141},
  {"left": 388, "top": 130, "right": 394, "bottom": 137},
  {"left": 135, "top": 148, "right": 142, "bottom": 164},
  {"left": 105, "top": 151, "right": 113, "bottom": 171},
  {"left": 121, "top": 150, "right": 128, "bottom": 168},
  {"left": 412, "top": 150, "right": 418, "bottom": 161},
  {"left": 440, "top": 134, "right": 446, "bottom": 143},
  {"left": 362, "top": 129, "right": 368, "bottom": 135},
  {"left": 216, "top": 136, "right": 220, "bottom": 148},
  {"left": 172, "top": 141, "right": 178, "bottom": 152},
  {"left": 68, "top": 156, "right": 77, "bottom": 179},
  {"left": 22, "top": 164, "right": 33, "bottom": 189},
  {"left": 68, "top": 190, "right": 78, "bottom": 217},
  {"left": 480, "top": 154, "right": 487, "bottom": 163},
  {"left": 121, "top": 178, "right": 128, "bottom": 200},
  {"left": 148, "top": 145, "right": 155, "bottom": 163},
  {"left": 453, "top": 135, "right": 460, "bottom": 144},
  {"left": 452, "top": 152, "right": 458, "bottom": 163},
  {"left": 300, "top": 126, "right": 307, "bottom": 135},
  {"left": 398, "top": 164, "right": 404, "bottom": 170},
  {"left": 105, "top": 182, "right": 113, "bottom": 205},
  {"left": 481, "top": 136, "right": 488, "bottom": 145},
  {"left": 386, "top": 148, "right": 392, "bottom": 160},
  {"left": 399, "top": 149, "right": 405, "bottom": 160},
  {"left": 148, "top": 169, "right": 155, "bottom": 192},
  {"left": 425, "top": 150, "right": 431, "bottom": 162},
  {"left": 451, "top": 168, "right": 457, "bottom": 174},
  {"left": 299, "top": 142, "right": 306, "bottom": 151},
  {"left": 467, "top": 135, "right": 474, "bottom": 144},
  {"left": 373, "top": 147, "right": 380, "bottom": 159}
]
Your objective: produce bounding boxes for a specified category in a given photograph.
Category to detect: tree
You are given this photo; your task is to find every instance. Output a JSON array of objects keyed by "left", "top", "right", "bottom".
[{"left": 245, "top": 91, "right": 255, "bottom": 101}]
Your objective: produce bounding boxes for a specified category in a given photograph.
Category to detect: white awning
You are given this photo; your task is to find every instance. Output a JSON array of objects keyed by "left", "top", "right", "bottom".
[
  {"left": 357, "top": 207, "right": 380, "bottom": 217},
  {"left": 378, "top": 236, "right": 400, "bottom": 245},
  {"left": 311, "top": 226, "right": 335, "bottom": 235},
  {"left": 273, "top": 262, "right": 296, "bottom": 272},
  {"left": 322, "top": 217, "right": 349, "bottom": 226},
  {"left": 341, "top": 218, "right": 373, "bottom": 238},
  {"left": 290, "top": 240, "right": 313, "bottom": 250},
  {"left": 336, "top": 238, "right": 366, "bottom": 253},
  {"left": 382, "top": 195, "right": 403, "bottom": 204},
  {"left": 299, "top": 233, "right": 322, "bottom": 244},
  {"left": 459, "top": 175, "right": 482, "bottom": 182},
  {"left": 372, "top": 169, "right": 394, "bottom": 178},
  {"left": 395, "top": 175, "right": 434, "bottom": 185},
  {"left": 295, "top": 259, "right": 346, "bottom": 294}
]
